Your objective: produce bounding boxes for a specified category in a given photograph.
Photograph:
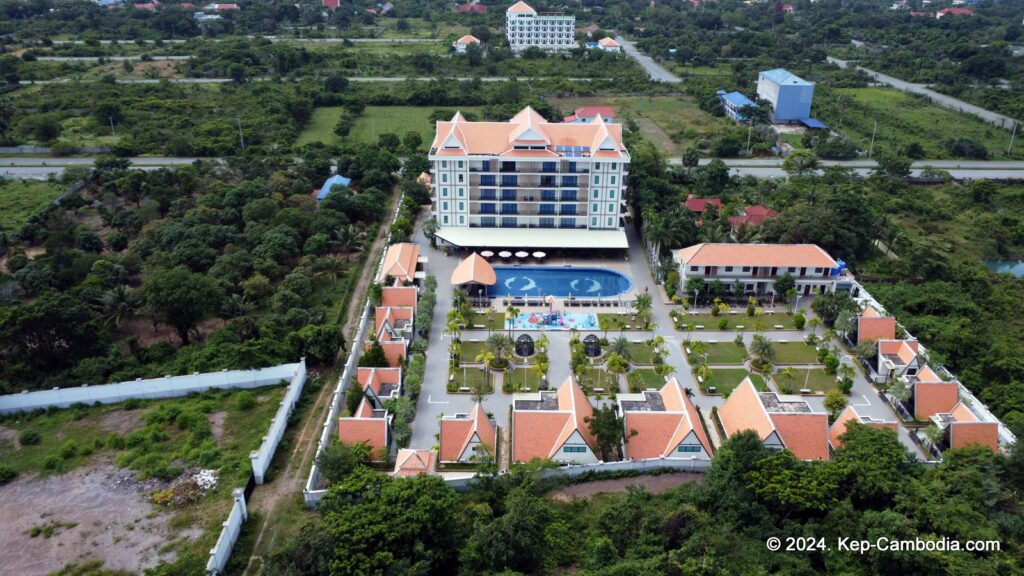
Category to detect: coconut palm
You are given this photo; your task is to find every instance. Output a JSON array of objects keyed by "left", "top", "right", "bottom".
[
  {"left": 486, "top": 333, "right": 513, "bottom": 364},
  {"left": 505, "top": 305, "right": 519, "bottom": 339},
  {"left": 100, "top": 285, "right": 141, "bottom": 328},
  {"left": 333, "top": 223, "right": 367, "bottom": 260},
  {"left": 750, "top": 335, "right": 776, "bottom": 369},
  {"left": 731, "top": 222, "right": 761, "bottom": 243},
  {"left": 220, "top": 293, "right": 254, "bottom": 320},
  {"left": 634, "top": 293, "right": 653, "bottom": 329},
  {"left": 475, "top": 350, "right": 496, "bottom": 392},
  {"left": 609, "top": 336, "right": 632, "bottom": 360}
]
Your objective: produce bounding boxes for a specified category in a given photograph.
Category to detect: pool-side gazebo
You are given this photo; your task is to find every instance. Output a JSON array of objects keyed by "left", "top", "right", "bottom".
[{"left": 450, "top": 252, "right": 496, "bottom": 299}]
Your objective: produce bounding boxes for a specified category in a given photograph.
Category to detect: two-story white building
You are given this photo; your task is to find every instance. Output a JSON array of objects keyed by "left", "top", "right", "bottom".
[
  {"left": 673, "top": 243, "right": 842, "bottom": 296},
  {"left": 427, "top": 106, "right": 630, "bottom": 249},
  {"left": 506, "top": 1, "right": 577, "bottom": 52}
]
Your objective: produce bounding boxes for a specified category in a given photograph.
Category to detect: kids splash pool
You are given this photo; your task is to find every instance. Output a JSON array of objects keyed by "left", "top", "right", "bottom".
[{"left": 491, "top": 266, "right": 633, "bottom": 298}]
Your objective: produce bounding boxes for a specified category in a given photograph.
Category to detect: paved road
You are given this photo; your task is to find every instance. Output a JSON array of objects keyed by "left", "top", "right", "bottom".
[
  {"left": 0, "top": 157, "right": 207, "bottom": 180},
  {"left": 670, "top": 158, "right": 1024, "bottom": 180},
  {"left": 20, "top": 76, "right": 595, "bottom": 85},
  {"left": 828, "top": 56, "right": 1021, "bottom": 130},
  {"left": 35, "top": 55, "right": 192, "bottom": 62},
  {"left": 615, "top": 35, "right": 680, "bottom": 84}
]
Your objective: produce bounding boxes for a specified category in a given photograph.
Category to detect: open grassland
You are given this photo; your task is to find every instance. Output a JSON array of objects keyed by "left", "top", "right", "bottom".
[
  {"left": 0, "top": 180, "right": 64, "bottom": 232},
  {"left": 298, "top": 105, "right": 483, "bottom": 148},
  {"left": 773, "top": 368, "right": 839, "bottom": 394},
  {"left": 816, "top": 87, "right": 1022, "bottom": 159}
]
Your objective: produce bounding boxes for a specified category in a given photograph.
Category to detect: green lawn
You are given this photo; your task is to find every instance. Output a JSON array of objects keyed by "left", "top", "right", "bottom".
[
  {"left": 686, "top": 341, "right": 748, "bottom": 365},
  {"left": 626, "top": 368, "right": 666, "bottom": 392},
  {"left": 0, "top": 180, "right": 65, "bottom": 232},
  {"left": 625, "top": 342, "right": 657, "bottom": 365},
  {"left": 503, "top": 367, "right": 545, "bottom": 393},
  {"left": 773, "top": 368, "right": 839, "bottom": 394},
  {"left": 298, "top": 105, "right": 483, "bottom": 149},
  {"left": 598, "top": 313, "right": 650, "bottom": 331},
  {"left": 696, "top": 368, "right": 767, "bottom": 395},
  {"left": 674, "top": 311, "right": 801, "bottom": 331},
  {"left": 448, "top": 367, "right": 492, "bottom": 394},
  {"left": 771, "top": 342, "right": 821, "bottom": 365},
  {"left": 577, "top": 367, "right": 619, "bottom": 395},
  {"left": 817, "top": 87, "right": 1023, "bottom": 160}
]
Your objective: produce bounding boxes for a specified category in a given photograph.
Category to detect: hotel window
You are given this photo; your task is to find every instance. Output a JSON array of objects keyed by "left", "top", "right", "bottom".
[
  {"left": 443, "top": 215, "right": 449, "bottom": 224},
  {"left": 610, "top": 176, "right": 617, "bottom": 185},
  {"left": 560, "top": 191, "right": 576, "bottom": 201},
  {"left": 442, "top": 161, "right": 448, "bottom": 168},
  {"left": 592, "top": 189, "right": 599, "bottom": 199},
  {"left": 539, "top": 217, "right": 555, "bottom": 228},
  {"left": 481, "top": 175, "right": 496, "bottom": 186},
  {"left": 676, "top": 445, "right": 701, "bottom": 453},
  {"left": 607, "top": 217, "right": 614, "bottom": 226},
  {"left": 594, "top": 162, "right": 601, "bottom": 170},
  {"left": 458, "top": 161, "right": 464, "bottom": 168},
  {"left": 540, "top": 204, "right": 555, "bottom": 215},
  {"left": 442, "top": 174, "right": 448, "bottom": 183},
  {"left": 788, "top": 267, "right": 796, "bottom": 273},
  {"left": 742, "top": 267, "right": 751, "bottom": 272},
  {"left": 609, "top": 190, "right": 615, "bottom": 198},
  {"left": 561, "top": 176, "right": 577, "bottom": 187},
  {"left": 542, "top": 161, "right": 557, "bottom": 173},
  {"left": 591, "top": 203, "right": 598, "bottom": 213},
  {"left": 458, "top": 188, "right": 465, "bottom": 197},
  {"left": 501, "top": 175, "right": 518, "bottom": 186},
  {"left": 480, "top": 203, "right": 495, "bottom": 214},
  {"left": 561, "top": 205, "right": 576, "bottom": 215},
  {"left": 501, "top": 203, "right": 518, "bottom": 214},
  {"left": 481, "top": 216, "right": 495, "bottom": 226},
  {"left": 690, "top": 266, "right": 699, "bottom": 272},
  {"left": 501, "top": 189, "right": 517, "bottom": 201},
  {"left": 459, "top": 215, "right": 465, "bottom": 224},
  {"left": 560, "top": 218, "right": 575, "bottom": 228},
  {"left": 611, "top": 163, "right": 617, "bottom": 169},
  {"left": 541, "top": 189, "right": 557, "bottom": 201},
  {"left": 458, "top": 202, "right": 464, "bottom": 211},
  {"left": 442, "top": 201, "right": 448, "bottom": 211},
  {"left": 607, "top": 203, "right": 614, "bottom": 213},
  {"left": 458, "top": 174, "right": 464, "bottom": 183},
  {"left": 591, "top": 217, "right": 598, "bottom": 227},
  {"left": 442, "top": 188, "right": 449, "bottom": 197},
  {"left": 563, "top": 446, "right": 587, "bottom": 453},
  {"left": 501, "top": 216, "right": 517, "bottom": 227},
  {"left": 724, "top": 266, "right": 733, "bottom": 272},
  {"left": 593, "top": 175, "right": 600, "bottom": 184}
]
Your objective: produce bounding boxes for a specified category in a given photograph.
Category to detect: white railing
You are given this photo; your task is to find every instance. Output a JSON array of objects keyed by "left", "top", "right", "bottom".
[
  {"left": 0, "top": 363, "right": 303, "bottom": 415},
  {"left": 249, "top": 359, "right": 308, "bottom": 484},
  {"left": 205, "top": 488, "right": 247, "bottom": 575}
]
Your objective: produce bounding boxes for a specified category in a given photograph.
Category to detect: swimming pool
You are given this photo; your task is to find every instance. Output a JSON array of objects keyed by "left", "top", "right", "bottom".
[{"left": 490, "top": 266, "right": 633, "bottom": 298}]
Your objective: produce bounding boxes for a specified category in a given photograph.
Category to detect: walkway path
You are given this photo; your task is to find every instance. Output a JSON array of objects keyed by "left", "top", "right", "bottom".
[
  {"left": 615, "top": 35, "right": 681, "bottom": 84},
  {"left": 828, "top": 56, "right": 1021, "bottom": 130}
]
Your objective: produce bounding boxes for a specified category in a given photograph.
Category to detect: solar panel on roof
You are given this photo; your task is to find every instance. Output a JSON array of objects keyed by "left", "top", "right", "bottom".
[{"left": 581, "top": 146, "right": 591, "bottom": 152}]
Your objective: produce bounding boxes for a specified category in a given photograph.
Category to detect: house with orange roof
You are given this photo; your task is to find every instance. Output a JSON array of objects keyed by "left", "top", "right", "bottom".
[
  {"left": 875, "top": 338, "right": 920, "bottom": 382},
  {"left": 453, "top": 34, "right": 481, "bottom": 54},
  {"left": 673, "top": 243, "right": 843, "bottom": 297},
  {"left": 512, "top": 377, "right": 598, "bottom": 464},
  {"left": 377, "top": 242, "right": 424, "bottom": 285},
  {"left": 506, "top": 1, "right": 576, "bottom": 52},
  {"left": 909, "top": 365, "right": 959, "bottom": 421},
  {"left": 930, "top": 401, "right": 998, "bottom": 453},
  {"left": 439, "top": 403, "right": 497, "bottom": 463},
  {"left": 728, "top": 205, "right": 778, "bottom": 230},
  {"left": 393, "top": 449, "right": 438, "bottom": 476},
  {"left": 381, "top": 284, "right": 418, "bottom": 308},
  {"left": 369, "top": 305, "right": 415, "bottom": 367},
  {"left": 828, "top": 405, "right": 898, "bottom": 449},
  {"left": 563, "top": 106, "right": 617, "bottom": 124},
  {"left": 338, "top": 367, "right": 403, "bottom": 461},
  {"left": 596, "top": 37, "right": 621, "bottom": 52},
  {"left": 718, "top": 377, "right": 830, "bottom": 460},
  {"left": 618, "top": 378, "right": 711, "bottom": 460},
  {"left": 428, "top": 107, "right": 630, "bottom": 250},
  {"left": 856, "top": 306, "right": 897, "bottom": 345}
]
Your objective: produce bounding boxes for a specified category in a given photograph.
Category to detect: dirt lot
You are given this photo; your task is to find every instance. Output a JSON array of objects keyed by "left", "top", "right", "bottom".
[
  {"left": 549, "top": 472, "right": 704, "bottom": 502},
  {"left": 0, "top": 461, "right": 200, "bottom": 574}
]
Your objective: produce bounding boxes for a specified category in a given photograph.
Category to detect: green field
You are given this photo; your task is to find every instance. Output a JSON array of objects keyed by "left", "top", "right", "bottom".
[
  {"left": 697, "top": 368, "right": 766, "bottom": 395},
  {"left": 773, "top": 368, "right": 839, "bottom": 394},
  {"left": 298, "top": 105, "right": 482, "bottom": 149},
  {"left": 687, "top": 341, "right": 748, "bottom": 365},
  {"left": 449, "top": 367, "right": 492, "bottom": 394},
  {"left": 818, "top": 87, "right": 1022, "bottom": 159},
  {"left": 578, "top": 367, "right": 618, "bottom": 395},
  {"left": 626, "top": 368, "right": 666, "bottom": 392},
  {"left": 503, "top": 367, "right": 545, "bottom": 393},
  {"left": 771, "top": 342, "right": 821, "bottom": 365},
  {"left": 0, "top": 180, "right": 65, "bottom": 232},
  {"left": 674, "top": 311, "right": 801, "bottom": 331}
]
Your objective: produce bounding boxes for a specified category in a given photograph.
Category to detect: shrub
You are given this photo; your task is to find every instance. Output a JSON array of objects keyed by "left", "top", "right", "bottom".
[
  {"left": 793, "top": 313, "right": 806, "bottom": 330},
  {"left": 823, "top": 354, "right": 840, "bottom": 375},
  {"left": 43, "top": 455, "right": 63, "bottom": 471},
  {"left": 59, "top": 440, "right": 79, "bottom": 458},
  {"left": 0, "top": 465, "right": 17, "bottom": 485},
  {"left": 123, "top": 398, "right": 142, "bottom": 410},
  {"left": 718, "top": 318, "right": 728, "bottom": 330},
  {"left": 838, "top": 377, "right": 854, "bottom": 395},
  {"left": 19, "top": 429, "right": 41, "bottom": 446},
  {"left": 236, "top": 391, "right": 257, "bottom": 411}
]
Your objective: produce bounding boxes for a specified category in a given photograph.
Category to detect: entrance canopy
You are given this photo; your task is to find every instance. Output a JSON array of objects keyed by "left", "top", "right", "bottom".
[
  {"left": 450, "top": 252, "right": 497, "bottom": 286},
  {"left": 436, "top": 227, "right": 628, "bottom": 250}
]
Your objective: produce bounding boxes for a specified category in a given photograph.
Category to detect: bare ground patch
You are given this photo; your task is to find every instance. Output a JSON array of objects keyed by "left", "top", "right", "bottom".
[
  {"left": 548, "top": 472, "right": 704, "bottom": 502},
  {"left": 0, "top": 461, "right": 198, "bottom": 574},
  {"left": 98, "top": 410, "right": 144, "bottom": 435},
  {"left": 207, "top": 411, "right": 227, "bottom": 443}
]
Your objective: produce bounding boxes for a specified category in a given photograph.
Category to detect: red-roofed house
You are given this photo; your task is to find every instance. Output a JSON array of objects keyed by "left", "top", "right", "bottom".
[
  {"left": 597, "top": 37, "right": 621, "bottom": 53},
  {"left": 457, "top": 2, "right": 487, "bottom": 12},
  {"left": 682, "top": 197, "right": 723, "bottom": 214},
  {"left": 338, "top": 367, "right": 403, "bottom": 460},
  {"left": 134, "top": 1, "right": 158, "bottom": 10},
  {"left": 910, "top": 11, "right": 933, "bottom": 17},
  {"left": 562, "top": 106, "right": 617, "bottom": 124},
  {"left": 582, "top": 23, "right": 600, "bottom": 37},
  {"left": 936, "top": 7, "right": 972, "bottom": 18},
  {"left": 378, "top": 242, "right": 424, "bottom": 285},
  {"left": 857, "top": 306, "right": 897, "bottom": 345},
  {"left": 728, "top": 204, "right": 777, "bottom": 230},
  {"left": 619, "top": 378, "right": 711, "bottom": 460},
  {"left": 911, "top": 366, "right": 959, "bottom": 421},
  {"left": 782, "top": 2, "right": 794, "bottom": 12},
  {"left": 719, "top": 378, "right": 830, "bottom": 460},
  {"left": 934, "top": 402, "right": 998, "bottom": 453},
  {"left": 393, "top": 449, "right": 437, "bottom": 475},
  {"left": 439, "top": 403, "right": 496, "bottom": 463},
  {"left": 877, "top": 339, "right": 921, "bottom": 382},
  {"left": 381, "top": 285, "right": 418, "bottom": 308},
  {"left": 323, "top": 0, "right": 339, "bottom": 9},
  {"left": 828, "top": 405, "right": 898, "bottom": 449},
  {"left": 512, "top": 377, "right": 598, "bottom": 464}
]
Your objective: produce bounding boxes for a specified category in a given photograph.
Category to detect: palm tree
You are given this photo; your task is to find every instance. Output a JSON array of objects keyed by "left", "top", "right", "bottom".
[
  {"left": 333, "top": 223, "right": 367, "bottom": 261},
  {"left": 422, "top": 217, "right": 439, "bottom": 247},
  {"left": 505, "top": 305, "right": 519, "bottom": 339},
  {"left": 634, "top": 293, "right": 653, "bottom": 329},
  {"left": 750, "top": 335, "right": 776, "bottom": 370},
  {"left": 486, "top": 333, "right": 513, "bottom": 366},
  {"left": 531, "top": 361, "right": 547, "bottom": 390},
  {"left": 220, "top": 294, "right": 254, "bottom": 320},
  {"left": 699, "top": 222, "right": 727, "bottom": 243},
  {"left": 732, "top": 222, "right": 760, "bottom": 243},
  {"left": 475, "top": 350, "right": 495, "bottom": 389},
  {"left": 100, "top": 285, "right": 141, "bottom": 328},
  {"left": 609, "top": 336, "right": 632, "bottom": 360}
]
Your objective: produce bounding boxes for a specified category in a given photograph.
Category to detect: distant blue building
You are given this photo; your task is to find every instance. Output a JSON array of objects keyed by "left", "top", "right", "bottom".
[
  {"left": 316, "top": 174, "right": 352, "bottom": 201},
  {"left": 717, "top": 90, "right": 758, "bottom": 122},
  {"left": 756, "top": 68, "right": 815, "bottom": 123}
]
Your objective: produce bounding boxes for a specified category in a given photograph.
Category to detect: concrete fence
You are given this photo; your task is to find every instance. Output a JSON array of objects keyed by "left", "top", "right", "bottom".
[
  {"left": 304, "top": 192, "right": 407, "bottom": 508},
  {"left": 444, "top": 457, "right": 713, "bottom": 492},
  {"left": 0, "top": 362, "right": 304, "bottom": 414},
  {"left": 249, "top": 359, "right": 308, "bottom": 484},
  {"left": 205, "top": 488, "right": 248, "bottom": 575}
]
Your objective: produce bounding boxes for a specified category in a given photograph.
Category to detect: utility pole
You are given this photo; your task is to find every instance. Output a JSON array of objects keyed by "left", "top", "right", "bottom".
[
  {"left": 236, "top": 117, "right": 245, "bottom": 150},
  {"left": 745, "top": 122, "right": 753, "bottom": 156},
  {"left": 868, "top": 120, "right": 877, "bottom": 158},
  {"left": 1009, "top": 122, "right": 1018, "bottom": 156},
  {"left": 108, "top": 116, "right": 116, "bottom": 137}
]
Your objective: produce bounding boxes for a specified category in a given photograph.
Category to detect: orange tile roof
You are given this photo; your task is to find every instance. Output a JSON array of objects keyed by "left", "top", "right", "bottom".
[
  {"left": 507, "top": 0, "right": 536, "bottom": 13},
  {"left": 431, "top": 107, "right": 627, "bottom": 159},
  {"left": 878, "top": 339, "right": 919, "bottom": 365},
  {"left": 828, "top": 406, "right": 897, "bottom": 449},
  {"left": 621, "top": 378, "right": 710, "bottom": 459},
  {"left": 949, "top": 421, "right": 998, "bottom": 452},
  {"left": 914, "top": 381, "right": 959, "bottom": 420},
  {"left": 915, "top": 365, "right": 942, "bottom": 382},
  {"left": 772, "top": 413, "right": 829, "bottom": 461},
  {"left": 718, "top": 377, "right": 775, "bottom": 440},
  {"left": 450, "top": 252, "right": 497, "bottom": 286},
  {"left": 950, "top": 401, "right": 977, "bottom": 423},
  {"left": 677, "top": 243, "right": 838, "bottom": 268},
  {"left": 357, "top": 367, "right": 402, "bottom": 396},
  {"left": 338, "top": 416, "right": 388, "bottom": 460},
  {"left": 858, "top": 314, "right": 897, "bottom": 344},
  {"left": 598, "top": 37, "right": 620, "bottom": 47},
  {"left": 439, "top": 403, "right": 496, "bottom": 462},
  {"left": 381, "top": 285, "right": 418, "bottom": 308},
  {"left": 393, "top": 449, "right": 437, "bottom": 476},
  {"left": 378, "top": 243, "right": 420, "bottom": 284},
  {"left": 375, "top": 306, "right": 414, "bottom": 335},
  {"left": 455, "top": 34, "right": 481, "bottom": 44},
  {"left": 512, "top": 377, "right": 595, "bottom": 462},
  {"left": 720, "top": 378, "right": 829, "bottom": 460}
]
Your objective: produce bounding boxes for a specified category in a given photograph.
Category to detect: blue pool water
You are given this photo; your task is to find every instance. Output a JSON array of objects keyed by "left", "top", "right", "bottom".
[
  {"left": 986, "top": 260, "right": 1024, "bottom": 277},
  {"left": 490, "top": 266, "right": 633, "bottom": 298}
]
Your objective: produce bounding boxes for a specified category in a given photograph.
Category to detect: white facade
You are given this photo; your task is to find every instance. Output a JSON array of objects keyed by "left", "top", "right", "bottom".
[
  {"left": 673, "top": 244, "right": 845, "bottom": 297},
  {"left": 675, "top": 262, "right": 837, "bottom": 296},
  {"left": 550, "top": 429, "right": 599, "bottom": 464},
  {"left": 506, "top": 1, "right": 577, "bottom": 52}
]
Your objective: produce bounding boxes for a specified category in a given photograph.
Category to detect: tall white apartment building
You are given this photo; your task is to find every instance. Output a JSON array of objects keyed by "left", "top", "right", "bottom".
[
  {"left": 427, "top": 107, "right": 630, "bottom": 249},
  {"left": 506, "top": 1, "right": 577, "bottom": 53}
]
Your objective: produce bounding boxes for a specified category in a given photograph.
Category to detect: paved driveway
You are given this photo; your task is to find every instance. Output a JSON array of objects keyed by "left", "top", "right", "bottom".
[{"left": 615, "top": 36, "right": 681, "bottom": 84}]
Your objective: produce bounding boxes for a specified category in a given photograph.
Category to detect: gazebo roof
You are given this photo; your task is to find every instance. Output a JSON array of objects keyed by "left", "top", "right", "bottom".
[{"left": 450, "top": 252, "right": 496, "bottom": 286}]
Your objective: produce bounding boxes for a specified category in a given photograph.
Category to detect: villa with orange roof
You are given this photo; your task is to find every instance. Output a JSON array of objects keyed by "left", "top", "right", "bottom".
[
  {"left": 718, "top": 378, "right": 830, "bottom": 460},
  {"left": 875, "top": 338, "right": 921, "bottom": 382},
  {"left": 618, "top": 378, "right": 711, "bottom": 460},
  {"left": 428, "top": 107, "right": 630, "bottom": 249},
  {"left": 673, "top": 243, "right": 844, "bottom": 297},
  {"left": 393, "top": 449, "right": 437, "bottom": 476},
  {"left": 512, "top": 377, "right": 598, "bottom": 464},
  {"left": 439, "top": 403, "right": 497, "bottom": 463},
  {"left": 909, "top": 366, "right": 959, "bottom": 421},
  {"left": 338, "top": 367, "right": 403, "bottom": 460},
  {"left": 856, "top": 306, "right": 897, "bottom": 345},
  {"left": 453, "top": 34, "right": 481, "bottom": 54},
  {"left": 596, "top": 37, "right": 621, "bottom": 52},
  {"left": 930, "top": 401, "right": 999, "bottom": 453},
  {"left": 377, "top": 242, "right": 424, "bottom": 285},
  {"left": 563, "top": 106, "right": 617, "bottom": 124},
  {"left": 828, "top": 405, "right": 898, "bottom": 449},
  {"left": 506, "top": 1, "right": 576, "bottom": 52}
]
